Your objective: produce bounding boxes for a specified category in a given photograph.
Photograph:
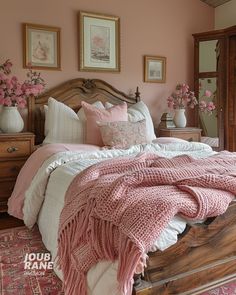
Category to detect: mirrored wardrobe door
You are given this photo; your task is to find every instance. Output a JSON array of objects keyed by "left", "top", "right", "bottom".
[
  {"left": 193, "top": 32, "right": 226, "bottom": 151},
  {"left": 194, "top": 26, "right": 236, "bottom": 151}
]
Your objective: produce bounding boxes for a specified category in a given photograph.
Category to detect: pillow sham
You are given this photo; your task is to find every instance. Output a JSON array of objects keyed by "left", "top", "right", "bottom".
[
  {"left": 77, "top": 101, "right": 104, "bottom": 142},
  {"left": 43, "top": 99, "right": 104, "bottom": 144},
  {"left": 97, "top": 120, "right": 149, "bottom": 148},
  {"left": 81, "top": 101, "right": 128, "bottom": 146},
  {"left": 44, "top": 105, "right": 49, "bottom": 136},
  {"left": 43, "top": 97, "right": 84, "bottom": 144},
  {"left": 152, "top": 137, "right": 188, "bottom": 144},
  {"left": 77, "top": 101, "right": 104, "bottom": 122},
  {"left": 105, "top": 101, "right": 156, "bottom": 141}
]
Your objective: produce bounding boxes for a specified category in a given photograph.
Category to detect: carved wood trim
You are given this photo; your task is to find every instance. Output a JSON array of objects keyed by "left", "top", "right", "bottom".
[
  {"left": 133, "top": 202, "right": 236, "bottom": 294},
  {"left": 192, "top": 25, "right": 236, "bottom": 40}
]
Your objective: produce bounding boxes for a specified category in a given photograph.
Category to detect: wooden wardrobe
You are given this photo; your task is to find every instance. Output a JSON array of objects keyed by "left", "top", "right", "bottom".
[{"left": 193, "top": 25, "right": 236, "bottom": 152}]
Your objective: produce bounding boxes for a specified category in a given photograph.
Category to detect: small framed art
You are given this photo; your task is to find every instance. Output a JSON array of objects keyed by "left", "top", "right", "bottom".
[
  {"left": 23, "top": 23, "right": 61, "bottom": 70},
  {"left": 79, "top": 11, "right": 120, "bottom": 72},
  {"left": 144, "top": 55, "right": 166, "bottom": 83}
]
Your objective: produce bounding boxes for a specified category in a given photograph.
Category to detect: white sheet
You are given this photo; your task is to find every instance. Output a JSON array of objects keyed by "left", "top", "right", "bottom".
[{"left": 25, "top": 142, "right": 215, "bottom": 295}]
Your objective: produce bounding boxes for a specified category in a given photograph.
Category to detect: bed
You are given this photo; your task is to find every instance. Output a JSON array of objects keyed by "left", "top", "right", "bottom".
[{"left": 9, "top": 78, "right": 236, "bottom": 295}]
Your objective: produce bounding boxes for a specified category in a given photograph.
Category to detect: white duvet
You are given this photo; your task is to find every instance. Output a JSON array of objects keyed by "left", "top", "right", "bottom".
[{"left": 23, "top": 142, "right": 215, "bottom": 295}]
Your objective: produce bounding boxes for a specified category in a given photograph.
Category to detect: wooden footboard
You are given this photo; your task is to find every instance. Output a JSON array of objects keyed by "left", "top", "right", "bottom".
[{"left": 133, "top": 202, "right": 236, "bottom": 295}]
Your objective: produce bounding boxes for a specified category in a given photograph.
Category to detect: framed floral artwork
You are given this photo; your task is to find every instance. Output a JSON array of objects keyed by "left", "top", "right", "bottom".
[
  {"left": 144, "top": 55, "right": 166, "bottom": 83},
  {"left": 23, "top": 23, "right": 61, "bottom": 70},
  {"left": 79, "top": 11, "right": 120, "bottom": 72}
]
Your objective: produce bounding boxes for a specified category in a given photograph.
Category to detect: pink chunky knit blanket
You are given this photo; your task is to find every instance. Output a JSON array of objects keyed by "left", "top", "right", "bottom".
[{"left": 57, "top": 152, "right": 236, "bottom": 295}]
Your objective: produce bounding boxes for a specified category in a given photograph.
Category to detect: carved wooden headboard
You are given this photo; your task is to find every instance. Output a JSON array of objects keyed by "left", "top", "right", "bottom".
[{"left": 28, "top": 78, "right": 140, "bottom": 145}]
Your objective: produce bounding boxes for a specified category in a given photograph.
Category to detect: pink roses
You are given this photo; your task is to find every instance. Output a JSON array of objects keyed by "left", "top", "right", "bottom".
[
  {"left": 0, "top": 59, "right": 45, "bottom": 108},
  {"left": 167, "top": 83, "right": 216, "bottom": 115},
  {"left": 167, "top": 83, "right": 198, "bottom": 110},
  {"left": 199, "top": 90, "right": 216, "bottom": 115}
]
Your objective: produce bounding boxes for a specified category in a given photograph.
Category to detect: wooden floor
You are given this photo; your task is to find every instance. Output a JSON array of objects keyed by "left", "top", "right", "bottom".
[{"left": 0, "top": 212, "right": 24, "bottom": 230}]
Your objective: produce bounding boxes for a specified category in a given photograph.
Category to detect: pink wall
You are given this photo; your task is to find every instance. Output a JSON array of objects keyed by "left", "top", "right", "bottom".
[{"left": 0, "top": 0, "right": 214, "bottom": 126}]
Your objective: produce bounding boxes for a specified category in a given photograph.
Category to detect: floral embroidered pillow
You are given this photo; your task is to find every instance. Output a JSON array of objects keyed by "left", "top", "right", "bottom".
[{"left": 97, "top": 120, "right": 150, "bottom": 148}]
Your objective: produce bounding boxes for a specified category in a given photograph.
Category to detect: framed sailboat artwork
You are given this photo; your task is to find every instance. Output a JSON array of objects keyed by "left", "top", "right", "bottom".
[{"left": 23, "top": 23, "right": 61, "bottom": 70}]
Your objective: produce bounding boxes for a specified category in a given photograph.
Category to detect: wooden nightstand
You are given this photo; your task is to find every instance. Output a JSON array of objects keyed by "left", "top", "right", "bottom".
[
  {"left": 0, "top": 132, "right": 35, "bottom": 212},
  {"left": 158, "top": 127, "right": 201, "bottom": 142}
]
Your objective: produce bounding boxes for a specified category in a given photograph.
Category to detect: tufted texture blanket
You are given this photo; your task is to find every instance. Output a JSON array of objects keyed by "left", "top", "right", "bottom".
[{"left": 57, "top": 152, "right": 236, "bottom": 295}]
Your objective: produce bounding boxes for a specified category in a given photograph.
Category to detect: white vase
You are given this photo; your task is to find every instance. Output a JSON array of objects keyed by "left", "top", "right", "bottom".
[
  {"left": 173, "top": 108, "right": 187, "bottom": 128},
  {"left": 0, "top": 106, "right": 24, "bottom": 133}
]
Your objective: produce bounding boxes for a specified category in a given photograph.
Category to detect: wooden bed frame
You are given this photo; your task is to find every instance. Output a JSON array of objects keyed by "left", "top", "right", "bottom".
[
  {"left": 27, "top": 78, "right": 236, "bottom": 295},
  {"left": 27, "top": 78, "right": 140, "bottom": 145}
]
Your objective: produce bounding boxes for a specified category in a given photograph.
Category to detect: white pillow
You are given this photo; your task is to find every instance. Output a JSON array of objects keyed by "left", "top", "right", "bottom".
[
  {"left": 105, "top": 101, "right": 156, "bottom": 141},
  {"left": 43, "top": 97, "right": 84, "bottom": 144},
  {"left": 152, "top": 137, "right": 188, "bottom": 144},
  {"left": 104, "top": 102, "right": 114, "bottom": 109},
  {"left": 44, "top": 105, "right": 49, "bottom": 136},
  {"left": 43, "top": 99, "right": 104, "bottom": 144}
]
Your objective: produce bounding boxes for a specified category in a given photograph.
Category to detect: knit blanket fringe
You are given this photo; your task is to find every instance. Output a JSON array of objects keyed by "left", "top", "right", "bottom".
[{"left": 57, "top": 152, "right": 236, "bottom": 295}]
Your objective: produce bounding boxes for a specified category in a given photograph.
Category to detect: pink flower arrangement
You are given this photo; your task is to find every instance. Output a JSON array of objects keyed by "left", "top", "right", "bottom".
[
  {"left": 199, "top": 90, "right": 216, "bottom": 115},
  {"left": 0, "top": 59, "right": 45, "bottom": 108},
  {"left": 167, "top": 83, "right": 198, "bottom": 110}
]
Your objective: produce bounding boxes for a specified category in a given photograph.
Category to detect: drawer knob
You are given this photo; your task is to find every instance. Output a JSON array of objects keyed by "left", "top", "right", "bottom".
[
  {"left": 188, "top": 137, "right": 193, "bottom": 142},
  {"left": 7, "top": 147, "right": 19, "bottom": 153}
]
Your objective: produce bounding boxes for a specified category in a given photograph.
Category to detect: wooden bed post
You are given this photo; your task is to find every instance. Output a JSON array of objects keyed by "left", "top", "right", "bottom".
[
  {"left": 27, "top": 94, "right": 35, "bottom": 133},
  {"left": 135, "top": 87, "right": 141, "bottom": 102},
  {"left": 133, "top": 277, "right": 152, "bottom": 295}
]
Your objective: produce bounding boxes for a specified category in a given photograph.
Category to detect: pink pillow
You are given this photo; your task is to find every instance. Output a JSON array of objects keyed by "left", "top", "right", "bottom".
[
  {"left": 97, "top": 120, "right": 150, "bottom": 148},
  {"left": 81, "top": 101, "right": 128, "bottom": 146}
]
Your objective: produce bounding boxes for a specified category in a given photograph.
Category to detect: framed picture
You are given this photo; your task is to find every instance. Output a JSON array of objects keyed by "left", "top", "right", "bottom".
[
  {"left": 23, "top": 23, "right": 61, "bottom": 70},
  {"left": 144, "top": 55, "right": 166, "bottom": 83},
  {"left": 79, "top": 11, "right": 120, "bottom": 72}
]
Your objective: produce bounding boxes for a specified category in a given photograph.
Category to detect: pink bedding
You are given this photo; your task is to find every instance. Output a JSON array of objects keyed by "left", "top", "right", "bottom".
[
  {"left": 7, "top": 144, "right": 100, "bottom": 219},
  {"left": 57, "top": 152, "right": 236, "bottom": 295}
]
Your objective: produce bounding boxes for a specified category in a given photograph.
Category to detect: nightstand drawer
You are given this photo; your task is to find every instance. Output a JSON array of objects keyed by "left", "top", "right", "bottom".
[
  {"left": 0, "top": 140, "right": 31, "bottom": 158},
  {"left": 158, "top": 128, "right": 201, "bottom": 142},
  {"left": 174, "top": 133, "right": 200, "bottom": 142},
  {"left": 0, "top": 132, "right": 34, "bottom": 213},
  {"left": 0, "top": 160, "right": 25, "bottom": 178}
]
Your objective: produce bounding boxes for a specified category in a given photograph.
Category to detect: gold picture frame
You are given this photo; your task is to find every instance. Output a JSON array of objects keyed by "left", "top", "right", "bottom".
[
  {"left": 79, "top": 11, "right": 120, "bottom": 72},
  {"left": 144, "top": 55, "right": 166, "bottom": 83},
  {"left": 23, "top": 23, "right": 61, "bottom": 70}
]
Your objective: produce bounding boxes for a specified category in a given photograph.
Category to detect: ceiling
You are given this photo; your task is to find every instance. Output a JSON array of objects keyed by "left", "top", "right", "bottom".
[{"left": 200, "top": 0, "right": 232, "bottom": 7}]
